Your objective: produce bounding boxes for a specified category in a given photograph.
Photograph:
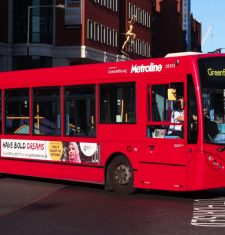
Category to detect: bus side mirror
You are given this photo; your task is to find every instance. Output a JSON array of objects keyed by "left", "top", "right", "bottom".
[{"left": 168, "top": 88, "right": 177, "bottom": 101}]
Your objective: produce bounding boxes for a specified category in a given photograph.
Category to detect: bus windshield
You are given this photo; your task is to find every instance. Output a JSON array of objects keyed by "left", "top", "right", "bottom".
[{"left": 199, "top": 57, "right": 225, "bottom": 144}]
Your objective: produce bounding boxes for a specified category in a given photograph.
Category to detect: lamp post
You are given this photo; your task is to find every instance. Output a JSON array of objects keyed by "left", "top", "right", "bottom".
[{"left": 26, "top": 4, "right": 65, "bottom": 68}]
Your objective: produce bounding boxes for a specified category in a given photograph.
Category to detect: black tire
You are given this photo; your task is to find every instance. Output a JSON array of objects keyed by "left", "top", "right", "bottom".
[{"left": 107, "top": 155, "right": 134, "bottom": 194}]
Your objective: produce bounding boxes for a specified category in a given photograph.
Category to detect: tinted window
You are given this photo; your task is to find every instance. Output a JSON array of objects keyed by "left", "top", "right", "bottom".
[
  {"left": 5, "top": 89, "right": 29, "bottom": 134},
  {"left": 33, "top": 87, "right": 60, "bottom": 135},
  {"left": 65, "top": 85, "right": 96, "bottom": 137},
  {"left": 100, "top": 83, "right": 136, "bottom": 123}
]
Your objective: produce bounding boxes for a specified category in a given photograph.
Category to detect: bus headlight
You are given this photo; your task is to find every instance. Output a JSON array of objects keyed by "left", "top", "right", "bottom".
[{"left": 206, "top": 154, "right": 225, "bottom": 171}]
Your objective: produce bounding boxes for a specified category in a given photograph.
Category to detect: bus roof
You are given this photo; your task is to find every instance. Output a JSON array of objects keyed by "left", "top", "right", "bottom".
[
  {"left": 0, "top": 53, "right": 224, "bottom": 88},
  {"left": 165, "top": 52, "right": 202, "bottom": 57}
]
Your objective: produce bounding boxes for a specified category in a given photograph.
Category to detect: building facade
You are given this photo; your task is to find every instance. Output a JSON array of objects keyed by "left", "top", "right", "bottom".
[
  {"left": 0, "top": 0, "right": 201, "bottom": 71},
  {"left": 190, "top": 14, "right": 201, "bottom": 52},
  {"left": 182, "top": 0, "right": 191, "bottom": 51},
  {"left": 0, "top": 1, "right": 10, "bottom": 71},
  {"left": 0, "top": 0, "right": 152, "bottom": 71},
  {"left": 151, "top": 0, "right": 201, "bottom": 58}
]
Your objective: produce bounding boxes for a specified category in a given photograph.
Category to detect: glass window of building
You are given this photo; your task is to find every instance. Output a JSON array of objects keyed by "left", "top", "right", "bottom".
[{"left": 13, "top": 0, "right": 53, "bottom": 44}]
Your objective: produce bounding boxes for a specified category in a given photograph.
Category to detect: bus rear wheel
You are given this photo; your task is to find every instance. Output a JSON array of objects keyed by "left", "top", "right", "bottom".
[{"left": 107, "top": 155, "right": 134, "bottom": 194}]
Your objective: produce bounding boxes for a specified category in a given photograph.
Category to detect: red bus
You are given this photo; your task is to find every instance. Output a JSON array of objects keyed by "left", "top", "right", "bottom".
[{"left": 0, "top": 52, "right": 225, "bottom": 193}]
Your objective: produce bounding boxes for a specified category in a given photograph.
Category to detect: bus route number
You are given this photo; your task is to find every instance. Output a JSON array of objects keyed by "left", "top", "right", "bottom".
[{"left": 165, "top": 63, "right": 176, "bottom": 69}]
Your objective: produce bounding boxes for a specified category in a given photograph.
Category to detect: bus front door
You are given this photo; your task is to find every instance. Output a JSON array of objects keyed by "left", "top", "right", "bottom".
[{"left": 138, "top": 82, "right": 188, "bottom": 190}]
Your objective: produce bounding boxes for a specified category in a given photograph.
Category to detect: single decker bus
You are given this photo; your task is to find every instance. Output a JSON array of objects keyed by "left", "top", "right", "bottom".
[{"left": 0, "top": 52, "right": 225, "bottom": 193}]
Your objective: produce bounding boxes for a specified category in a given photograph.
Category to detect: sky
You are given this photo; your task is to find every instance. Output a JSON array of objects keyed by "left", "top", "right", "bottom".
[{"left": 191, "top": 0, "right": 225, "bottom": 53}]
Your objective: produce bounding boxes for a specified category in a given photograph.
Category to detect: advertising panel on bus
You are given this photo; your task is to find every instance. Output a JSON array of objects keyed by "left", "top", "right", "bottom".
[{"left": 1, "top": 139, "right": 99, "bottom": 164}]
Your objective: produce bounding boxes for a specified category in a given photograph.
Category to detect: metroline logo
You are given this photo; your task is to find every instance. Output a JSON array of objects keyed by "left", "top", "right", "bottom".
[{"left": 130, "top": 63, "right": 163, "bottom": 73}]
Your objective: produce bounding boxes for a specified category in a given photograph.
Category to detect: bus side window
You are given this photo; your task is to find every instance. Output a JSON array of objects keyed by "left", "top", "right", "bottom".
[
  {"left": 65, "top": 85, "right": 96, "bottom": 137},
  {"left": 100, "top": 82, "right": 136, "bottom": 124},
  {"left": 33, "top": 87, "right": 60, "bottom": 136},
  {"left": 5, "top": 89, "right": 30, "bottom": 134}
]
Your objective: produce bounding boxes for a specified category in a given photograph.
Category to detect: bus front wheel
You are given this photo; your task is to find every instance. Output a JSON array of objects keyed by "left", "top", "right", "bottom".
[{"left": 107, "top": 155, "right": 134, "bottom": 194}]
